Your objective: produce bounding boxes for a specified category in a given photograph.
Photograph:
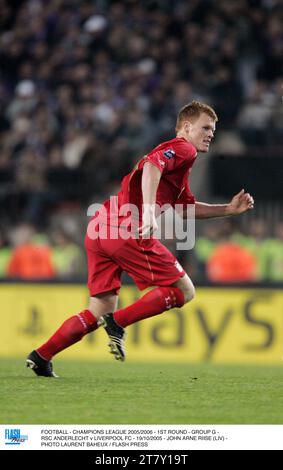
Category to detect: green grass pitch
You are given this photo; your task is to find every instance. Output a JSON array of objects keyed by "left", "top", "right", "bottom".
[{"left": 1, "top": 359, "right": 283, "bottom": 424}]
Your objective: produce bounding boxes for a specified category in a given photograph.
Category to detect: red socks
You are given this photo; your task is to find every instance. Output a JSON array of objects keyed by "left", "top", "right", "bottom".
[
  {"left": 36, "top": 287, "right": 185, "bottom": 361},
  {"left": 113, "top": 286, "right": 185, "bottom": 328},
  {"left": 36, "top": 310, "right": 98, "bottom": 361}
]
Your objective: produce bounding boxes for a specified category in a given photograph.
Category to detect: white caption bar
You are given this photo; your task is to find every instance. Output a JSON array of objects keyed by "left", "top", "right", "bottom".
[{"left": 1, "top": 425, "right": 283, "bottom": 450}]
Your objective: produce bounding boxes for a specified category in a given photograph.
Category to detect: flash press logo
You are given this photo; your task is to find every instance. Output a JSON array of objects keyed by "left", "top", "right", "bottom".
[{"left": 5, "top": 429, "right": 28, "bottom": 445}]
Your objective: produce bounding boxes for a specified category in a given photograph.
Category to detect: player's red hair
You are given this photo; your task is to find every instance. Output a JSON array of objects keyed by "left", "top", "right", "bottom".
[{"left": 176, "top": 100, "right": 218, "bottom": 131}]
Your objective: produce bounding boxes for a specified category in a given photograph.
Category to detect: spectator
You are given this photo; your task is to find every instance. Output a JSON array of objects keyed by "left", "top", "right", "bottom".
[
  {"left": 207, "top": 242, "right": 257, "bottom": 283},
  {"left": 7, "top": 223, "right": 55, "bottom": 279},
  {"left": 260, "top": 222, "right": 283, "bottom": 282},
  {"left": 50, "top": 228, "right": 85, "bottom": 279},
  {"left": 0, "top": 230, "right": 12, "bottom": 277}
]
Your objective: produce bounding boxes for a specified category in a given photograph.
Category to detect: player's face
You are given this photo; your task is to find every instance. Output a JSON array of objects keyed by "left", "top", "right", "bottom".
[{"left": 186, "top": 113, "right": 216, "bottom": 152}]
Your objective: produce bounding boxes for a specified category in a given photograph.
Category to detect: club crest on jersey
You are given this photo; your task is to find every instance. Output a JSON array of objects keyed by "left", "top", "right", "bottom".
[{"left": 163, "top": 149, "right": 175, "bottom": 159}]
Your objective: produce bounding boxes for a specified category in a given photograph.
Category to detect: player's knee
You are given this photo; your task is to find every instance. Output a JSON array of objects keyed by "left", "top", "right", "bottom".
[
  {"left": 172, "top": 274, "right": 195, "bottom": 304},
  {"left": 182, "top": 284, "right": 195, "bottom": 304},
  {"left": 87, "top": 304, "right": 97, "bottom": 316}
]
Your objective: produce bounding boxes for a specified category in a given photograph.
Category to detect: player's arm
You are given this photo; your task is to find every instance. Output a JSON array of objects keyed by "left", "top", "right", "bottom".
[
  {"left": 194, "top": 190, "right": 254, "bottom": 219},
  {"left": 139, "top": 162, "right": 161, "bottom": 237}
]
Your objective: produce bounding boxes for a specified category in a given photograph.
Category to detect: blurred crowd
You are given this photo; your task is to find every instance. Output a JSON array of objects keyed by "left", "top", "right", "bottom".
[
  {"left": 0, "top": 0, "right": 282, "bottom": 282},
  {"left": 0, "top": 223, "right": 86, "bottom": 280},
  {"left": 192, "top": 218, "right": 283, "bottom": 282},
  {"left": 1, "top": 217, "right": 283, "bottom": 282}
]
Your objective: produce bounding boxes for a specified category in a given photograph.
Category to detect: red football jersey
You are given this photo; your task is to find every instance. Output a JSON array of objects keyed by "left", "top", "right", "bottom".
[{"left": 100, "top": 137, "right": 197, "bottom": 226}]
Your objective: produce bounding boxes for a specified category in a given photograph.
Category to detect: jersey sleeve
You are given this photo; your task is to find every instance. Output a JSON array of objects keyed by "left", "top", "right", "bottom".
[
  {"left": 141, "top": 150, "right": 170, "bottom": 173},
  {"left": 141, "top": 139, "right": 196, "bottom": 173},
  {"left": 144, "top": 144, "right": 180, "bottom": 173}
]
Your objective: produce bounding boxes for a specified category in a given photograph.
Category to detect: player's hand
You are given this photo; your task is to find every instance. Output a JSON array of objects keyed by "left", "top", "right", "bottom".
[
  {"left": 138, "top": 211, "right": 158, "bottom": 238},
  {"left": 228, "top": 189, "right": 254, "bottom": 215}
]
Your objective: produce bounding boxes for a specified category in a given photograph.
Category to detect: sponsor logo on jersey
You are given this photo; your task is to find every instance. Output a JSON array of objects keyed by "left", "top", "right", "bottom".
[{"left": 163, "top": 149, "right": 175, "bottom": 159}]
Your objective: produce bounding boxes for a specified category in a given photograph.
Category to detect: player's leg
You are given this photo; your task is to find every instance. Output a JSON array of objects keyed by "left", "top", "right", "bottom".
[
  {"left": 26, "top": 235, "right": 123, "bottom": 377},
  {"left": 99, "top": 276, "right": 191, "bottom": 362},
  {"left": 99, "top": 275, "right": 193, "bottom": 363},
  {"left": 26, "top": 291, "right": 118, "bottom": 377},
  {"left": 171, "top": 272, "right": 195, "bottom": 303},
  {"left": 99, "top": 238, "right": 193, "bottom": 356},
  {"left": 112, "top": 273, "right": 193, "bottom": 328},
  {"left": 89, "top": 294, "right": 126, "bottom": 362}
]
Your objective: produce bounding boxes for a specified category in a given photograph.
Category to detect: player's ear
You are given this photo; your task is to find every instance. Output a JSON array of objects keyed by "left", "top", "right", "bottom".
[{"left": 184, "top": 121, "right": 191, "bottom": 133}]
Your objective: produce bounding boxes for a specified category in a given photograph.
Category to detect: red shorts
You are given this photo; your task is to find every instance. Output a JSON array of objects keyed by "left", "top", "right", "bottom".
[{"left": 85, "top": 233, "right": 185, "bottom": 296}]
